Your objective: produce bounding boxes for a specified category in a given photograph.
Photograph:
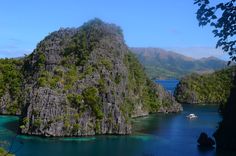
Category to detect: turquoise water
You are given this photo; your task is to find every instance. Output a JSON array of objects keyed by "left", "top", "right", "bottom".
[
  {"left": 0, "top": 80, "right": 230, "bottom": 156},
  {"left": 0, "top": 105, "right": 222, "bottom": 156}
]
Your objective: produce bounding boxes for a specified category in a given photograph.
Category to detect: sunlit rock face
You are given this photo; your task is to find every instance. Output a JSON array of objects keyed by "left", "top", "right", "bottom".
[{"left": 0, "top": 19, "right": 182, "bottom": 137}]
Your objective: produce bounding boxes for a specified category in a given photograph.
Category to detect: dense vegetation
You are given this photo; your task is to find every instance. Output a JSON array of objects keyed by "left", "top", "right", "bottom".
[
  {"left": 0, "top": 147, "right": 14, "bottom": 156},
  {"left": 131, "top": 48, "right": 226, "bottom": 79},
  {"left": 121, "top": 52, "right": 158, "bottom": 119},
  {"left": 0, "top": 59, "right": 23, "bottom": 114},
  {"left": 174, "top": 66, "right": 235, "bottom": 104},
  {"left": 124, "top": 52, "right": 162, "bottom": 113}
]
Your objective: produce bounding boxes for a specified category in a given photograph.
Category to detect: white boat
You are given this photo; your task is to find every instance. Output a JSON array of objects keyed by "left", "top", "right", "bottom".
[{"left": 186, "top": 113, "right": 198, "bottom": 119}]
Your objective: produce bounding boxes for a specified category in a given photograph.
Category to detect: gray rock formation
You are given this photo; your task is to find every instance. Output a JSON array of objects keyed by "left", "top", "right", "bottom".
[
  {"left": 1, "top": 19, "right": 182, "bottom": 137},
  {"left": 197, "top": 132, "right": 215, "bottom": 148}
]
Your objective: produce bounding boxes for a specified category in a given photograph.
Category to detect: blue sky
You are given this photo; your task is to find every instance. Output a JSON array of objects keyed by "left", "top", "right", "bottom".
[{"left": 0, "top": 0, "right": 229, "bottom": 60}]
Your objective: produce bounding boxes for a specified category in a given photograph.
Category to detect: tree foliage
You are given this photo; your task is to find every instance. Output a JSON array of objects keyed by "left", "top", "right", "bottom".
[
  {"left": 124, "top": 52, "right": 161, "bottom": 114},
  {"left": 82, "top": 87, "right": 103, "bottom": 119},
  {"left": 175, "top": 66, "right": 235, "bottom": 104},
  {"left": 194, "top": 0, "right": 236, "bottom": 62},
  {"left": 0, "top": 147, "right": 14, "bottom": 156},
  {"left": 0, "top": 59, "right": 23, "bottom": 98}
]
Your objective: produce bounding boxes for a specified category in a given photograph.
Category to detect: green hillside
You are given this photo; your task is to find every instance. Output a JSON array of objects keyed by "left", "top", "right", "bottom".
[
  {"left": 174, "top": 66, "right": 235, "bottom": 104},
  {"left": 131, "top": 48, "right": 227, "bottom": 79}
]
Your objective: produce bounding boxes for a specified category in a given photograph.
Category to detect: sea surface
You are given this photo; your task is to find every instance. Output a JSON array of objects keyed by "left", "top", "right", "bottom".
[
  {"left": 155, "top": 79, "right": 179, "bottom": 94},
  {"left": 0, "top": 80, "right": 231, "bottom": 156}
]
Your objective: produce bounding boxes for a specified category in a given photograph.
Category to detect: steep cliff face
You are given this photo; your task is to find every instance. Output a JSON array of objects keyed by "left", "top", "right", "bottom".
[
  {"left": 174, "top": 66, "right": 235, "bottom": 104},
  {"left": 20, "top": 19, "right": 131, "bottom": 136},
  {"left": 0, "top": 19, "right": 182, "bottom": 137}
]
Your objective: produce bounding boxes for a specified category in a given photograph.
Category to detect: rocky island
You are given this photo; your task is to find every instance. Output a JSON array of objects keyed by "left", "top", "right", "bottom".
[
  {"left": 0, "top": 19, "right": 182, "bottom": 137},
  {"left": 174, "top": 66, "right": 235, "bottom": 104}
]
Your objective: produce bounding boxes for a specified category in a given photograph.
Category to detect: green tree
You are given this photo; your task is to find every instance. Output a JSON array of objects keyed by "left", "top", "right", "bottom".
[
  {"left": 82, "top": 87, "right": 103, "bottom": 119},
  {"left": 194, "top": 0, "right": 235, "bottom": 63},
  {"left": 0, "top": 147, "right": 15, "bottom": 156}
]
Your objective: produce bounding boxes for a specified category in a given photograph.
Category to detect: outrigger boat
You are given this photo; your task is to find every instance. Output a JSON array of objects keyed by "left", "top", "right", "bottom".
[{"left": 186, "top": 113, "right": 198, "bottom": 119}]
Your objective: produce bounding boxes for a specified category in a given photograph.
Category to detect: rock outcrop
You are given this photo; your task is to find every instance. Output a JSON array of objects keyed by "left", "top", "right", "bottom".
[
  {"left": 155, "top": 83, "right": 183, "bottom": 113},
  {"left": 174, "top": 66, "right": 235, "bottom": 104},
  {"left": 197, "top": 132, "right": 215, "bottom": 148},
  {"left": 0, "top": 19, "right": 182, "bottom": 137}
]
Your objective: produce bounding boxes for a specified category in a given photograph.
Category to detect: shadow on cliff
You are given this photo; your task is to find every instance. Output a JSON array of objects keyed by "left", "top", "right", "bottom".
[{"left": 214, "top": 70, "right": 236, "bottom": 152}]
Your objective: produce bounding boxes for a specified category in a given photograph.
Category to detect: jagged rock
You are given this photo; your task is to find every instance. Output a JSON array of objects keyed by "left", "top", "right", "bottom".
[
  {"left": 155, "top": 84, "right": 183, "bottom": 113},
  {"left": 0, "top": 19, "right": 182, "bottom": 137},
  {"left": 197, "top": 132, "right": 215, "bottom": 148}
]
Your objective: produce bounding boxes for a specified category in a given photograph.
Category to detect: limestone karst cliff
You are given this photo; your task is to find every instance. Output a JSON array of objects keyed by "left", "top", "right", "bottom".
[{"left": 0, "top": 19, "right": 182, "bottom": 137}]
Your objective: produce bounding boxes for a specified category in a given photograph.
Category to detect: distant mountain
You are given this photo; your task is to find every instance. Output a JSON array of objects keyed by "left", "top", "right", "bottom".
[{"left": 130, "top": 48, "right": 227, "bottom": 79}]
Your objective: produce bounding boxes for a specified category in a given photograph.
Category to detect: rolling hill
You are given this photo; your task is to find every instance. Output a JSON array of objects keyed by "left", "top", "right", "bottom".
[{"left": 131, "top": 48, "right": 227, "bottom": 79}]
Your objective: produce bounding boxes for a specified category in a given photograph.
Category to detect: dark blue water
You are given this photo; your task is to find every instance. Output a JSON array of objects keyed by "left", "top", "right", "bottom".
[
  {"left": 155, "top": 79, "right": 179, "bottom": 94},
  {"left": 0, "top": 80, "right": 229, "bottom": 156}
]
